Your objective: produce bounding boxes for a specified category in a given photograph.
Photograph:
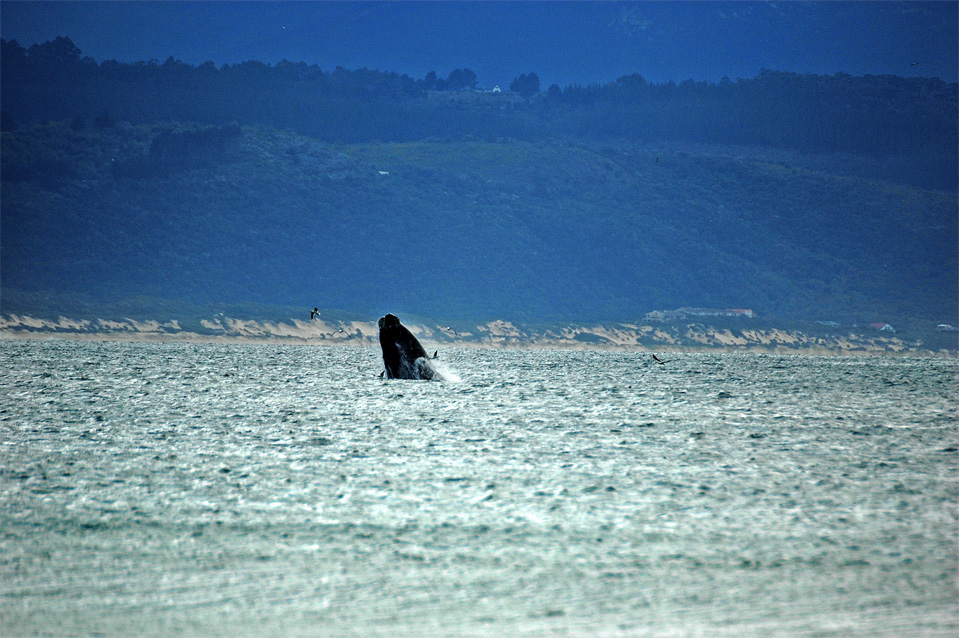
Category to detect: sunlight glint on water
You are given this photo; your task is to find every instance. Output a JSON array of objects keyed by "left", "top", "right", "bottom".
[{"left": 1, "top": 340, "right": 956, "bottom": 636}]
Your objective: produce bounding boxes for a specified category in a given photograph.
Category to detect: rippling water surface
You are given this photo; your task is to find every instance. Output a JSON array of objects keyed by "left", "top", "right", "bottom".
[{"left": 1, "top": 339, "right": 956, "bottom": 636}]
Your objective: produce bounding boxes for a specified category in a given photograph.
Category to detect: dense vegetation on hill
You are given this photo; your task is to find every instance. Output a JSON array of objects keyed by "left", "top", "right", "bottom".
[
  {"left": 2, "top": 37, "right": 956, "bottom": 191},
  {"left": 1, "top": 37, "right": 956, "bottom": 326},
  {"left": 2, "top": 121, "right": 955, "bottom": 324}
]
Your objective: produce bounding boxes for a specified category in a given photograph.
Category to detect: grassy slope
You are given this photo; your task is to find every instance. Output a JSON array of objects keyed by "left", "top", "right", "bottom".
[
  {"left": 1, "top": 123, "right": 956, "bottom": 326},
  {"left": 343, "top": 139, "right": 957, "bottom": 321}
]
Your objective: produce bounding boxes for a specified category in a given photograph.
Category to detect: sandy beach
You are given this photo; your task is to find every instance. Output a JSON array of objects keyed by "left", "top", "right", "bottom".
[{"left": 1, "top": 314, "right": 952, "bottom": 357}]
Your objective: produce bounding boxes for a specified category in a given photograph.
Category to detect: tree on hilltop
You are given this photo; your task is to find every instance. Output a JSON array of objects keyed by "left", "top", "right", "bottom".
[
  {"left": 510, "top": 72, "right": 540, "bottom": 98},
  {"left": 27, "top": 35, "right": 82, "bottom": 62},
  {"left": 445, "top": 68, "right": 478, "bottom": 91}
]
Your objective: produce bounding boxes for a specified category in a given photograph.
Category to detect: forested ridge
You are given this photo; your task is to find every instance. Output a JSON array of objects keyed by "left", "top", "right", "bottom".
[
  {"left": 1, "top": 37, "right": 956, "bottom": 326},
  {"left": 2, "top": 37, "right": 956, "bottom": 190}
]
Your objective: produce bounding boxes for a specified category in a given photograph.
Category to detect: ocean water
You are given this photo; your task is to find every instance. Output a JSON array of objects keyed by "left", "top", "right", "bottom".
[{"left": 1, "top": 339, "right": 956, "bottom": 637}]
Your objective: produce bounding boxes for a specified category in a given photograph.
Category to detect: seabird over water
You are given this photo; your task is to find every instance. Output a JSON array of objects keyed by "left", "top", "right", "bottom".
[{"left": 310, "top": 307, "right": 320, "bottom": 319}]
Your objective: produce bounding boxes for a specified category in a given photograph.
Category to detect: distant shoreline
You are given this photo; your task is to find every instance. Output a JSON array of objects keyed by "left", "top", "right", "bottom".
[{"left": 2, "top": 314, "right": 954, "bottom": 358}]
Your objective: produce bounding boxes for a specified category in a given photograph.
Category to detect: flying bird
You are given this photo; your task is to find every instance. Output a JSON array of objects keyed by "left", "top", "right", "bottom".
[
  {"left": 310, "top": 307, "right": 320, "bottom": 319},
  {"left": 440, "top": 326, "right": 457, "bottom": 336},
  {"left": 652, "top": 354, "right": 666, "bottom": 365},
  {"left": 910, "top": 61, "right": 919, "bottom": 66}
]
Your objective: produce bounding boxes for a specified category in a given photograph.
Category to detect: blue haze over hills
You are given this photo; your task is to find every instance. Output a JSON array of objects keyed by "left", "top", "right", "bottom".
[
  {"left": 0, "top": 1, "right": 957, "bottom": 327},
  {"left": 2, "top": 1, "right": 956, "bottom": 86}
]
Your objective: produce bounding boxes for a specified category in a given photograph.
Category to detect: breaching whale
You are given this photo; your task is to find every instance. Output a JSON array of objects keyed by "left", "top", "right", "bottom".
[{"left": 378, "top": 313, "right": 437, "bottom": 380}]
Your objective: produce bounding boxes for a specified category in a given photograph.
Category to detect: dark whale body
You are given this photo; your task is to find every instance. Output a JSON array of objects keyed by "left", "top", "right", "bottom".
[{"left": 378, "top": 313, "right": 436, "bottom": 380}]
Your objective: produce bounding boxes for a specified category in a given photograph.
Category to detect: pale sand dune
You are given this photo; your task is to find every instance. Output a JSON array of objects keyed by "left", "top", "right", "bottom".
[{"left": 0, "top": 314, "right": 950, "bottom": 356}]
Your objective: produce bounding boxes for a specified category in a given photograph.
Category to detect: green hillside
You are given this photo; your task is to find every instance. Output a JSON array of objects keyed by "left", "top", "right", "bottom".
[{"left": 1, "top": 121, "right": 956, "bottom": 324}]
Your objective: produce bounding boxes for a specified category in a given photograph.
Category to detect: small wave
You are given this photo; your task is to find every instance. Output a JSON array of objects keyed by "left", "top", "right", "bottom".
[{"left": 428, "top": 359, "right": 462, "bottom": 383}]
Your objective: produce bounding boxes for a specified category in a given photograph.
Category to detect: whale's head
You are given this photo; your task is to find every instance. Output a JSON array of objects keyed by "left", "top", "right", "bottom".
[{"left": 378, "top": 313, "right": 400, "bottom": 331}]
